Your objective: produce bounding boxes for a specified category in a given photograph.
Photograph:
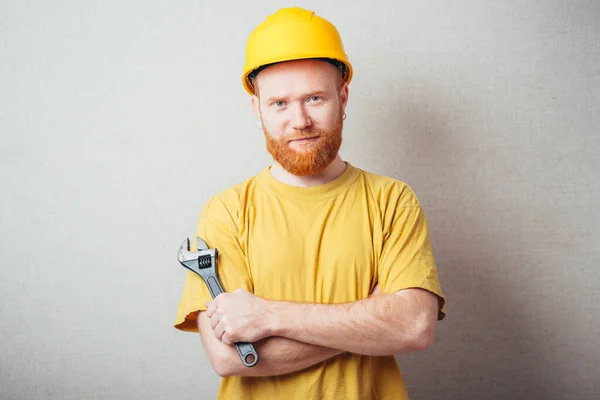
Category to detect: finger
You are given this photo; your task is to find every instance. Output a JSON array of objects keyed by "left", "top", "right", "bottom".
[
  {"left": 213, "top": 321, "right": 226, "bottom": 341},
  {"left": 205, "top": 300, "right": 217, "bottom": 318},
  {"left": 221, "top": 332, "right": 233, "bottom": 345},
  {"left": 210, "top": 313, "right": 220, "bottom": 330}
]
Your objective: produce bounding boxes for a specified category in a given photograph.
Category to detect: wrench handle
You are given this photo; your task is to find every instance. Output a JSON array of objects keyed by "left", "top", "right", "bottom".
[
  {"left": 234, "top": 342, "right": 259, "bottom": 368},
  {"left": 204, "top": 275, "right": 259, "bottom": 368},
  {"left": 205, "top": 275, "right": 225, "bottom": 299}
]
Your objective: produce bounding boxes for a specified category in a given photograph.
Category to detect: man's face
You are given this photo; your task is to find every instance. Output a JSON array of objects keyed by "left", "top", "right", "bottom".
[{"left": 251, "top": 59, "right": 349, "bottom": 176}]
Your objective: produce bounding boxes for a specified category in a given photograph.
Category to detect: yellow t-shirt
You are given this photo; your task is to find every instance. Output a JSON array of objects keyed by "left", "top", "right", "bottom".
[{"left": 174, "top": 162, "right": 446, "bottom": 399}]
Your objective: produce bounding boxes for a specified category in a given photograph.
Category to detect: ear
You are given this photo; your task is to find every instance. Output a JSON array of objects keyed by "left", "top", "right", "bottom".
[
  {"left": 339, "top": 82, "right": 349, "bottom": 109},
  {"left": 251, "top": 95, "right": 261, "bottom": 120}
]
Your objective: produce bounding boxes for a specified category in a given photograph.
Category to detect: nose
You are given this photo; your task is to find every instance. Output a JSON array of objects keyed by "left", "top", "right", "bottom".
[{"left": 290, "top": 104, "right": 311, "bottom": 130}]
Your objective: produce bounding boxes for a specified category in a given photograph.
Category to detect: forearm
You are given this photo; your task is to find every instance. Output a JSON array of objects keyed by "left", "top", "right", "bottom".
[
  {"left": 198, "top": 311, "right": 342, "bottom": 377},
  {"left": 227, "top": 336, "right": 342, "bottom": 377},
  {"left": 269, "top": 289, "right": 438, "bottom": 356}
]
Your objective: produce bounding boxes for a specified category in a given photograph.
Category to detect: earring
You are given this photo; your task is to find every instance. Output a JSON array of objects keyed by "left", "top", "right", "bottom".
[
  {"left": 343, "top": 112, "right": 347, "bottom": 120},
  {"left": 257, "top": 120, "right": 263, "bottom": 130}
]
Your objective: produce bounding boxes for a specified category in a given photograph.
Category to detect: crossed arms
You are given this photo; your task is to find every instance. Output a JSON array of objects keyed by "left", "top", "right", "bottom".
[{"left": 197, "top": 285, "right": 440, "bottom": 377}]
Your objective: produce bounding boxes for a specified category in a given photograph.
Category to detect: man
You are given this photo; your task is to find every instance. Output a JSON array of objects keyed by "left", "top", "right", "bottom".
[{"left": 175, "top": 7, "right": 446, "bottom": 399}]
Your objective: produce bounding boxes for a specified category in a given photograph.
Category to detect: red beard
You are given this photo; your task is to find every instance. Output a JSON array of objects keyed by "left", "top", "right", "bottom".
[{"left": 263, "top": 116, "right": 343, "bottom": 176}]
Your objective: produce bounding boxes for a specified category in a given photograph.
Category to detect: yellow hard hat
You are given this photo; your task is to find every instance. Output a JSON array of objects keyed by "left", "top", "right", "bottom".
[{"left": 242, "top": 7, "right": 353, "bottom": 95}]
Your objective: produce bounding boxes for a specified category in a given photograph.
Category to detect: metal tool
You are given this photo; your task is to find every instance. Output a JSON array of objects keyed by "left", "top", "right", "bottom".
[{"left": 177, "top": 237, "right": 259, "bottom": 368}]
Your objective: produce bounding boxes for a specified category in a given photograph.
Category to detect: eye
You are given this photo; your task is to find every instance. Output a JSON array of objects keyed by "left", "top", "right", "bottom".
[
  {"left": 309, "top": 96, "right": 322, "bottom": 102},
  {"left": 274, "top": 101, "right": 286, "bottom": 107}
]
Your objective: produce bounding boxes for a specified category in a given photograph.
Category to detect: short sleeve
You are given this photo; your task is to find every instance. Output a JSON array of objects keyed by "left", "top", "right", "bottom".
[
  {"left": 174, "top": 196, "right": 253, "bottom": 332},
  {"left": 378, "top": 186, "right": 446, "bottom": 320}
]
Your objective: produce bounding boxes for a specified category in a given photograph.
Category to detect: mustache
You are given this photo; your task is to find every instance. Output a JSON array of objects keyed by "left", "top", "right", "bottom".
[{"left": 285, "top": 128, "right": 324, "bottom": 142}]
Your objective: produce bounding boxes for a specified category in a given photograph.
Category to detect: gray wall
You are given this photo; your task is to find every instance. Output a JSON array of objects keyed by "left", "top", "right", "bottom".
[{"left": 1, "top": 1, "right": 598, "bottom": 399}]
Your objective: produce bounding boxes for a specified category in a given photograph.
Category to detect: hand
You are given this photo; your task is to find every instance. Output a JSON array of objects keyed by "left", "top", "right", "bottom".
[{"left": 205, "top": 289, "right": 272, "bottom": 345}]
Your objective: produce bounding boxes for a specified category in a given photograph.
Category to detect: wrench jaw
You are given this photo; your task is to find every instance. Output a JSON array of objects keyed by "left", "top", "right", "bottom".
[
  {"left": 197, "top": 237, "right": 209, "bottom": 251},
  {"left": 177, "top": 238, "right": 218, "bottom": 278},
  {"left": 177, "top": 238, "right": 192, "bottom": 262},
  {"left": 177, "top": 238, "right": 217, "bottom": 260}
]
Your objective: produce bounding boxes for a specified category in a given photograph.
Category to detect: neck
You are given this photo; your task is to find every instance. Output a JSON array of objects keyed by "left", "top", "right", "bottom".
[{"left": 269, "top": 155, "right": 347, "bottom": 187}]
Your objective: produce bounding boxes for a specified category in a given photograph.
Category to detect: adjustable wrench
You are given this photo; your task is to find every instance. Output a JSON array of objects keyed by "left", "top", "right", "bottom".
[{"left": 177, "top": 237, "right": 259, "bottom": 368}]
